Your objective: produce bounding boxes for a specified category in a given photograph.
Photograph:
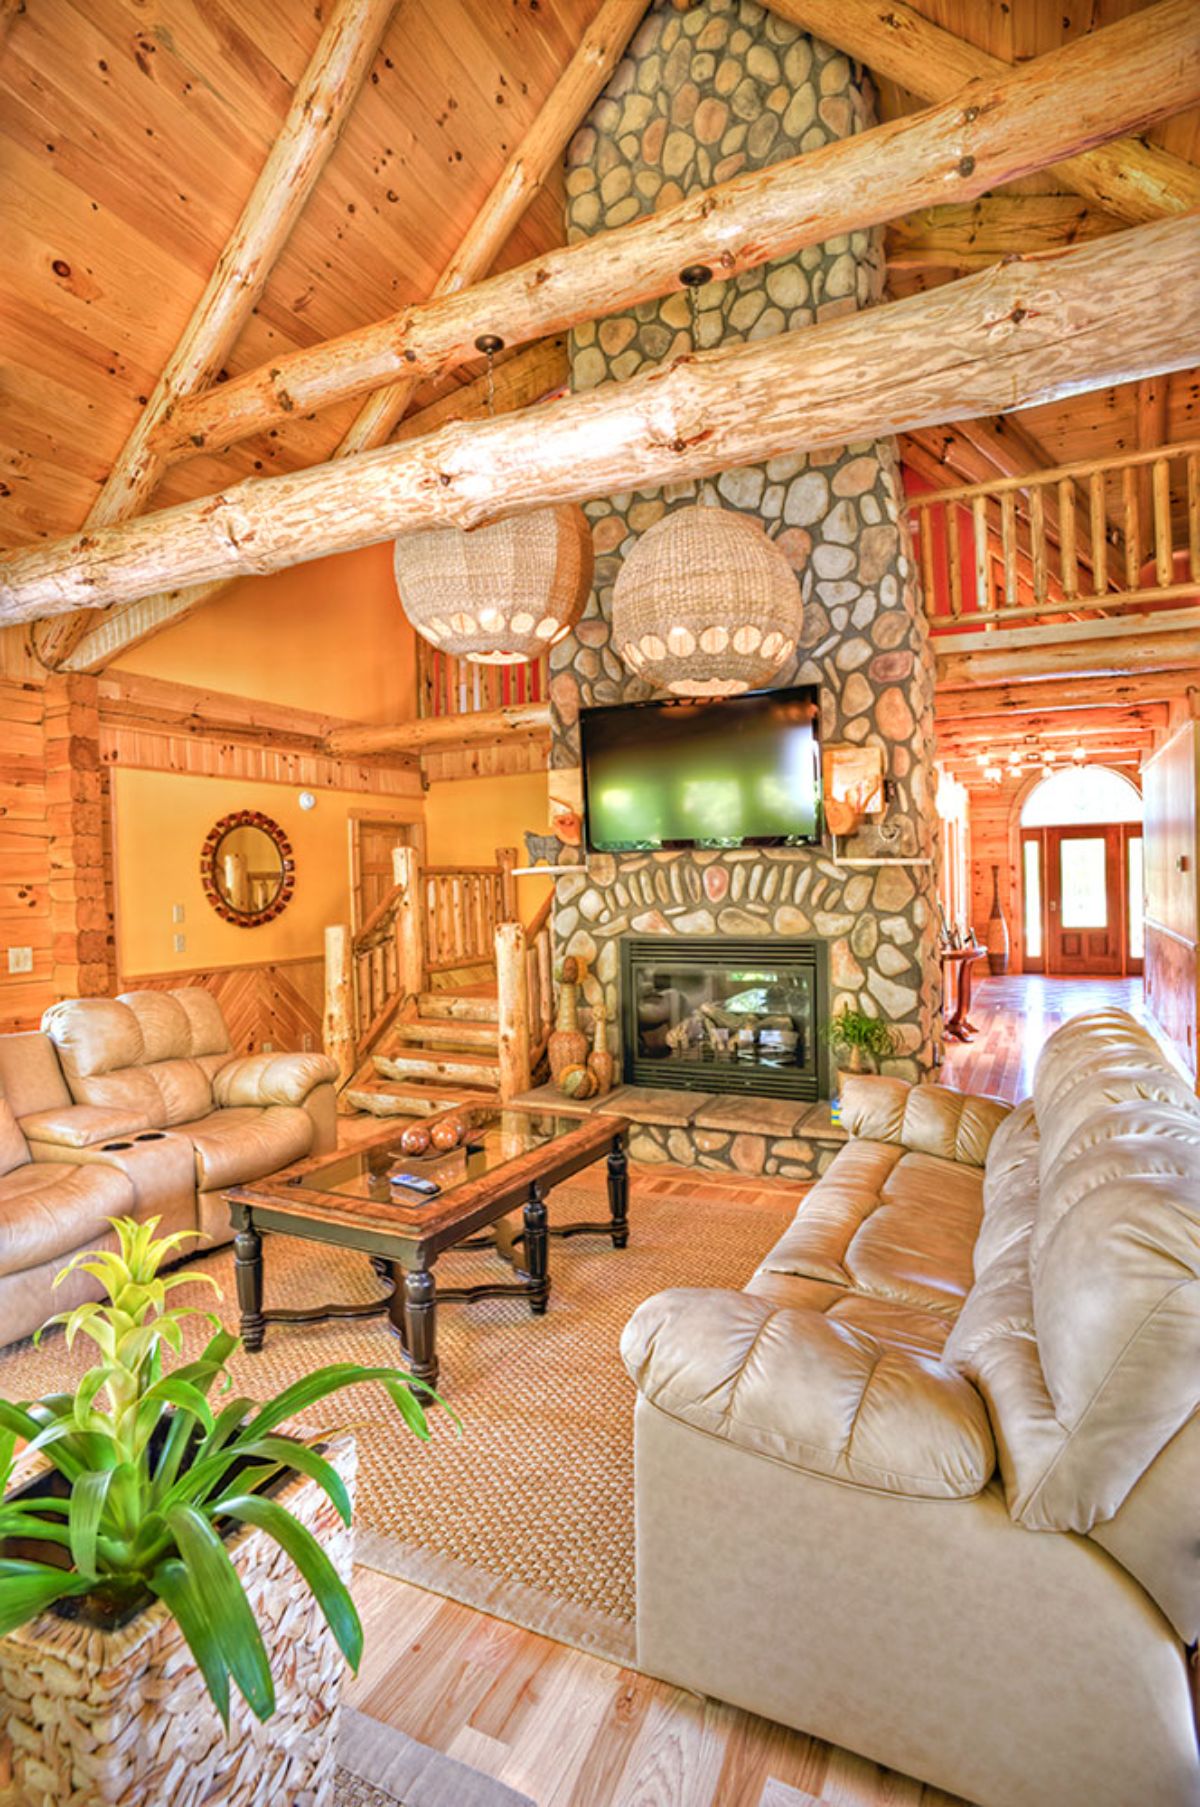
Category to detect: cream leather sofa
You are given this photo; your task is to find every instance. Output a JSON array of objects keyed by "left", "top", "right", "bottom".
[
  {"left": 0, "top": 989, "right": 337, "bottom": 1347},
  {"left": 621, "top": 1010, "right": 1200, "bottom": 1807}
]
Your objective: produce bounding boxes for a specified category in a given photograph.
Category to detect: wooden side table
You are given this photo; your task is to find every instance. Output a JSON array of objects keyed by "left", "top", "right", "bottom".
[{"left": 942, "top": 946, "right": 986, "bottom": 1042}]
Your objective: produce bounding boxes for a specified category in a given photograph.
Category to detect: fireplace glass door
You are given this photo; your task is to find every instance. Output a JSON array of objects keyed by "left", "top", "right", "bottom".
[{"left": 620, "top": 937, "right": 829, "bottom": 1099}]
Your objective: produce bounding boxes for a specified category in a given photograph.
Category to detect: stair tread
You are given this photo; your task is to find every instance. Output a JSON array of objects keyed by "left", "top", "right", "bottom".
[
  {"left": 393, "top": 1019, "right": 499, "bottom": 1048},
  {"left": 382, "top": 1047, "right": 500, "bottom": 1069}
]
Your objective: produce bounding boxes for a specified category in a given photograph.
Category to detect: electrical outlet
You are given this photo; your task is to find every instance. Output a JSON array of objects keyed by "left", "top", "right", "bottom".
[
  {"left": 173, "top": 933, "right": 186, "bottom": 954},
  {"left": 7, "top": 946, "right": 33, "bottom": 975},
  {"left": 172, "top": 903, "right": 185, "bottom": 923},
  {"left": 302, "top": 1033, "right": 313, "bottom": 1051},
  {"left": 262, "top": 1041, "right": 275, "bottom": 1053}
]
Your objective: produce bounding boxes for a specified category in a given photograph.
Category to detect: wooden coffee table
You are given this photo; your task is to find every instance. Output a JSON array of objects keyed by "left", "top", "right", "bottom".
[{"left": 224, "top": 1105, "right": 630, "bottom": 1391}]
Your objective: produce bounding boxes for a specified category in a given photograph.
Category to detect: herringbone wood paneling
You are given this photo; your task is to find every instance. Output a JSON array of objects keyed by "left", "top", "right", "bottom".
[{"left": 121, "top": 957, "right": 323, "bottom": 1055}]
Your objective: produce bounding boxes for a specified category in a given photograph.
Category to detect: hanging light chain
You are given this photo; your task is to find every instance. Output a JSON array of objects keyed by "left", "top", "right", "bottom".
[{"left": 474, "top": 333, "right": 505, "bottom": 420}]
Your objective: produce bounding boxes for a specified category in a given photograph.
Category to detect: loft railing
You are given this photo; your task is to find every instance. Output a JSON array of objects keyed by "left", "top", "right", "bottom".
[
  {"left": 422, "top": 852, "right": 517, "bottom": 972},
  {"left": 908, "top": 438, "right": 1200, "bottom": 634},
  {"left": 417, "top": 638, "right": 547, "bottom": 717}
]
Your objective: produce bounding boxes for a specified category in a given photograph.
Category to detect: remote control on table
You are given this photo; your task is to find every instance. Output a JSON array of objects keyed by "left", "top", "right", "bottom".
[{"left": 389, "top": 1173, "right": 441, "bottom": 1197}]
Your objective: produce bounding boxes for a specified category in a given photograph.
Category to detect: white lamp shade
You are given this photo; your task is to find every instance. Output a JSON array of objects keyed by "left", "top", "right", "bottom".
[{"left": 394, "top": 504, "right": 593, "bottom": 665}]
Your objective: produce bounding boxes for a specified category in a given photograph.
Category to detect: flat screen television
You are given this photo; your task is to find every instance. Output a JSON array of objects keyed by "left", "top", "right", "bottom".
[{"left": 580, "top": 686, "right": 822, "bottom": 853}]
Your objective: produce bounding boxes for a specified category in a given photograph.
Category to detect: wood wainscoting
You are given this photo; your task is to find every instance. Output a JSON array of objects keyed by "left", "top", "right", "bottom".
[{"left": 119, "top": 956, "right": 323, "bottom": 1056}]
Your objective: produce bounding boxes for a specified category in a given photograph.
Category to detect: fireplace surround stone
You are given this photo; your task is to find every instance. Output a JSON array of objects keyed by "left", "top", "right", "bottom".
[{"left": 543, "top": 0, "right": 942, "bottom": 1174}]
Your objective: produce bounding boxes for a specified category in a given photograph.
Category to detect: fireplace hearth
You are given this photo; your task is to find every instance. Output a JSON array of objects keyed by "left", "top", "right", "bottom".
[{"left": 620, "top": 937, "right": 830, "bottom": 1101}]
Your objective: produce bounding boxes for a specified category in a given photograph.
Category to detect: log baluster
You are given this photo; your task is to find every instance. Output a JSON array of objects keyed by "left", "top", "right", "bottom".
[
  {"left": 1059, "top": 479, "right": 1078, "bottom": 600},
  {"left": 1122, "top": 466, "right": 1141, "bottom": 590},
  {"left": 1000, "top": 491, "right": 1019, "bottom": 610},
  {"left": 1090, "top": 472, "right": 1109, "bottom": 597},
  {"left": 1188, "top": 452, "right": 1200, "bottom": 582},
  {"left": 1152, "top": 456, "right": 1173, "bottom": 589},
  {"left": 1029, "top": 485, "right": 1048, "bottom": 606}
]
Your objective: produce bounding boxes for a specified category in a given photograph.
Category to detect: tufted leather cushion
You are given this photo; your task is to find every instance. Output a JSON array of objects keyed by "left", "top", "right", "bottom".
[
  {"left": 120, "top": 991, "right": 192, "bottom": 1062},
  {"left": 621, "top": 1287, "right": 995, "bottom": 1499},
  {"left": 212, "top": 1051, "right": 339, "bottom": 1109},
  {"left": 0, "top": 1097, "right": 29, "bottom": 1178},
  {"left": 838, "top": 1076, "right": 1009, "bottom": 1168},
  {"left": 0, "top": 1160, "right": 134, "bottom": 1278},
  {"left": 174, "top": 1105, "right": 312, "bottom": 1191},
  {"left": 755, "top": 1139, "right": 982, "bottom": 1322},
  {"left": 167, "top": 988, "right": 232, "bottom": 1057}
]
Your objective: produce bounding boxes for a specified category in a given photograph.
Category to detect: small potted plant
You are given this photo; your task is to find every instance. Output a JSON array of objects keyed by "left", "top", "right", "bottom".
[
  {"left": 823, "top": 1007, "right": 899, "bottom": 1083},
  {"left": 0, "top": 1216, "right": 444, "bottom": 1807}
]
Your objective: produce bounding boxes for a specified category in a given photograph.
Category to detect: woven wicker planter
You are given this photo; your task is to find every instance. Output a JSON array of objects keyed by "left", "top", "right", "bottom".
[{"left": 0, "top": 1435, "right": 357, "bottom": 1807}]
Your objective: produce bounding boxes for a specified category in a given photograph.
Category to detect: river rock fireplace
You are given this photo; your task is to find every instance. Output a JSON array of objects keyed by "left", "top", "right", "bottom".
[{"left": 622, "top": 937, "right": 830, "bottom": 1100}]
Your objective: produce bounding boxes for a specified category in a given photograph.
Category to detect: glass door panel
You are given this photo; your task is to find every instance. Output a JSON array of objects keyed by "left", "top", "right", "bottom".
[
  {"left": 1023, "top": 838, "right": 1043, "bottom": 962},
  {"left": 1127, "top": 833, "right": 1144, "bottom": 964},
  {"left": 1059, "top": 836, "right": 1108, "bottom": 928}
]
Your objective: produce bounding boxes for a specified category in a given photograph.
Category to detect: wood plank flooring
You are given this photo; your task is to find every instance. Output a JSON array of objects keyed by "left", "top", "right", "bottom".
[{"left": 939, "top": 973, "right": 1189, "bottom": 1101}]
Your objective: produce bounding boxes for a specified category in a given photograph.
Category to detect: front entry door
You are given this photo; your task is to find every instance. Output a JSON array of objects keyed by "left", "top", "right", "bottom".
[{"left": 1046, "top": 827, "right": 1123, "bottom": 975}]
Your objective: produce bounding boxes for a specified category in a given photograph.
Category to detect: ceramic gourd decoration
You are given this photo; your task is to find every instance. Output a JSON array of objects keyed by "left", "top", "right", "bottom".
[
  {"left": 559, "top": 1062, "right": 597, "bottom": 1100},
  {"left": 587, "top": 1002, "right": 615, "bottom": 1096},
  {"left": 549, "top": 955, "right": 588, "bottom": 1085}
]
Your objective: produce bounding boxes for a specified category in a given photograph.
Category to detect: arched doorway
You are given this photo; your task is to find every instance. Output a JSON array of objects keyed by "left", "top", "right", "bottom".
[{"left": 1020, "top": 766, "right": 1143, "bottom": 976}]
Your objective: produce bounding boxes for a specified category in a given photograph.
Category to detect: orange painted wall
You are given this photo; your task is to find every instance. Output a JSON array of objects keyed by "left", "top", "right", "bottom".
[
  {"left": 423, "top": 771, "right": 552, "bottom": 925},
  {"left": 116, "top": 542, "right": 416, "bottom": 724},
  {"left": 113, "top": 768, "right": 420, "bottom": 976}
]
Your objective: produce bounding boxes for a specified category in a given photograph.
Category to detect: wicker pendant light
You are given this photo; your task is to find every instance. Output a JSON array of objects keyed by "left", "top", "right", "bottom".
[
  {"left": 612, "top": 503, "right": 804, "bottom": 695},
  {"left": 610, "top": 266, "right": 803, "bottom": 696},
  {"left": 393, "top": 334, "right": 593, "bottom": 665}
]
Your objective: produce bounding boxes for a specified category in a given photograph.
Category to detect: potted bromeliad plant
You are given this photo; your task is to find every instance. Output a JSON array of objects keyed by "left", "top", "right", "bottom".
[
  {"left": 823, "top": 1006, "right": 899, "bottom": 1083},
  {"left": 0, "top": 1216, "right": 443, "bottom": 1807}
]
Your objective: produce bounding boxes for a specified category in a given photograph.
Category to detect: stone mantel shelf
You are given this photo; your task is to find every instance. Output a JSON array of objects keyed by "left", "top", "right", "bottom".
[{"left": 509, "top": 1082, "right": 847, "bottom": 1145}]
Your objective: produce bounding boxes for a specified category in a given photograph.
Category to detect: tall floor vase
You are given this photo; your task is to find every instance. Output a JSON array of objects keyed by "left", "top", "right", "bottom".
[{"left": 986, "top": 864, "right": 1010, "bottom": 977}]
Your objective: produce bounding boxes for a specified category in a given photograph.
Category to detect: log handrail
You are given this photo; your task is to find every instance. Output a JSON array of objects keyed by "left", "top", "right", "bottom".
[
  {"left": 353, "top": 877, "right": 404, "bottom": 948},
  {"left": 910, "top": 437, "right": 1200, "bottom": 633}
]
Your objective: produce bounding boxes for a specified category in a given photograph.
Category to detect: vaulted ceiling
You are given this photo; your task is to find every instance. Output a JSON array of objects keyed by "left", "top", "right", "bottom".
[{"left": 2, "top": 0, "right": 1198, "bottom": 563}]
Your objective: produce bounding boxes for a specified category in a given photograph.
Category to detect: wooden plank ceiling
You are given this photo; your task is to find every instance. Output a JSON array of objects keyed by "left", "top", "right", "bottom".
[{"left": 1, "top": 0, "right": 1198, "bottom": 578}]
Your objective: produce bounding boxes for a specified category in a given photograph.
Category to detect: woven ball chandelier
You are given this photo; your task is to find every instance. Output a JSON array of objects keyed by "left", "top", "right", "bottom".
[
  {"left": 610, "top": 265, "right": 804, "bottom": 696},
  {"left": 394, "top": 504, "right": 593, "bottom": 666},
  {"left": 612, "top": 502, "right": 804, "bottom": 696},
  {"left": 393, "top": 333, "right": 593, "bottom": 664}
]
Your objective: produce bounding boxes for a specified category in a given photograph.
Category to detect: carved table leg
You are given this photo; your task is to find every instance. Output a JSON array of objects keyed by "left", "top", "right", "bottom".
[
  {"left": 522, "top": 1183, "right": 550, "bottom": 1316},
  {"left": 607, "top": 1134, "right": 629, "bottom": 1249},
  {"left": 401, "top": 1264, "right": 439, "bottom": 1391},
  {"left": 234, "top": 1223, "right": 265, "bottom": 1353}
]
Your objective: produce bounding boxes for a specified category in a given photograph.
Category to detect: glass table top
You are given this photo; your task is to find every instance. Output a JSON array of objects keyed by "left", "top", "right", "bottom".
[{"left": 284, "top": 1110, "right": 588, "bottom": 1208}]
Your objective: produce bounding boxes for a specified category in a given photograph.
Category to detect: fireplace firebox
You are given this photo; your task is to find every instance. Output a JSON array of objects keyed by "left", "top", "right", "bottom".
[{"left": 620, "top": 937, "right": 829, "bottom": 1100}]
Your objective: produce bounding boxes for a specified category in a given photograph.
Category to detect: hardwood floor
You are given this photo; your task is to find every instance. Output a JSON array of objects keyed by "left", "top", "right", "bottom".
[
  {"left": 938, "top": 972, "right": 1187, "bottom": 1102},
  {"left": 345, "top": 1567, "right": 962, "bottom": 1807}
]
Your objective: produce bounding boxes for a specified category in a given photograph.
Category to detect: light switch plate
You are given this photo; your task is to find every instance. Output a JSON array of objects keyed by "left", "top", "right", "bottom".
[
  {"left": 173, "top": 933, "right": 186, "bottom": 954},
  {"left": 7, "top": 947, "right": 33, "bottom": 975},
  {"left": 172, "top": 904, "right": 185, "bottom": 923}
]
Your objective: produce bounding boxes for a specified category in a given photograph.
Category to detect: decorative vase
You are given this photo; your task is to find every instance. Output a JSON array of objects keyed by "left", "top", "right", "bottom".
[
  {"left": 587, "top": 1005, "right": 615, "bottom": 1096},
  {"left": 0, "top": 1437, "right": 357, "bottom": 1807},
  {"left": 985, "top": 864, "right": 1010, "bottom": 976},
  {"left": 548, "top": 977, "right": 588, "bottom": 1085}
]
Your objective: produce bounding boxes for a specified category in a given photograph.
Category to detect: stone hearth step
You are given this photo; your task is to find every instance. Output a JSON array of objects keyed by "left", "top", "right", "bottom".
[{"left": 507, "top": 1083, "right": 846, "bottom": 1183}]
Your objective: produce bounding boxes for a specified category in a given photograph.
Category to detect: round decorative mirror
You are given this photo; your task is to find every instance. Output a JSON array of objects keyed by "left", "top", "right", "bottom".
[{"left": 201, "top": 811, "right": 295, "bottom": 926}]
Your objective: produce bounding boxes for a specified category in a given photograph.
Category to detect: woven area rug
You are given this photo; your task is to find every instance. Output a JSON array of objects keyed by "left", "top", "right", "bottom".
[
  {"left": 334, "top": 1707, "right": 534, "bottom": 1806},
  {"left": 0, "top": 1174, "right": 794, "bottom": 1663}
]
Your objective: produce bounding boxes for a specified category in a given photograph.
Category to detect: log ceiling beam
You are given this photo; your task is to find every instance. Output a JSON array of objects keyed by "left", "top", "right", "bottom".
[
  {"left": 326, "top": 703, "right": 552, "bottom": 758},
  {"left": 30, "top": 0, "right": 397, "bottom": 673},
  {"left": 61, "top": 336, "right": 571, "bottom": 673},
  {"left": 144, "top": 2, "right": 1200, "bottom": 471},
  {"left": 47, "top": 5, "right": 641, "bottom": 673},
  {"left": 2, "top": 214, "right": 1197, "bottom": 624},
  {"left": 768, "top": 0, "right": 1200, "bottom": 224},
  {"left": 935, "top": 672, "right": 1198, "bottom": 717}
]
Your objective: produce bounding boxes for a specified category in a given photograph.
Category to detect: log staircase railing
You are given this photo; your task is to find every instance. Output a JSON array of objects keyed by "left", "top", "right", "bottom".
[
  {"left": 323, "top": 844, "right": 524, "bottom": 1093},
  {"left": 423, "top": 851, "right": 517, "bottom": 972},
  {"left": 909, "top": 437, "right": 1200, "bottom": 635},
  {"left": 417, "top": 637, "right": 548, "bottom": 717}
]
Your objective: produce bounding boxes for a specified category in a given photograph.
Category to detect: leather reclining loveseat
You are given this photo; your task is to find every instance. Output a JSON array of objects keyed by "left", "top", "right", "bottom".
[
  {"left": 0, "top": 989, "right": 337, "bottom": 1346},
  {"left": 621, "top": 1009, "right": 1200, "bottom": 1807}
]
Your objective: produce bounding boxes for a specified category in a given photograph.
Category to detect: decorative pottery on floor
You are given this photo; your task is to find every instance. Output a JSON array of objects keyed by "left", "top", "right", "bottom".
[
  {"left": 986, "top": 864, "right": 1011, "bottom": 976},
  {"left": 0, "top": 1438, "right": 357, "bottom": 1807},
  {"left": 548, "top": 958, "right": 588, "bottom": 1084},
  {"left": 393, "top": 505, "right": 593, "bottom": 665},
  {"left": 610, "top": 504, "right": 805, "bottom": 696},
  {"left": 587, "top": 1004, "right": 615, "bottom": 1097}
]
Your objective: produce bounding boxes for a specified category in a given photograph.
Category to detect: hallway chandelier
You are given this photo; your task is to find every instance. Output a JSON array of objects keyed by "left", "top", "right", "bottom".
[{"left": 393, "top": 335, "right": 592, "bottom": 664}]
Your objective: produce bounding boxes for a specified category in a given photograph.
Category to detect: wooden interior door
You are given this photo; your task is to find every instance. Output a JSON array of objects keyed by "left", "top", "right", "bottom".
[
  {"left": 349, "top": 814, "right": 423, "bottom": 934},
  {"left": 1046, "top": 826, "right": 1124, "bottom": 975}
]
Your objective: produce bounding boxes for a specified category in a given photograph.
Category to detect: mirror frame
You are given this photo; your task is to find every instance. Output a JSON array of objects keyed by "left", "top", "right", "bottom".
[{"left": 201, "top": 810, "right": 295, "bottom": 927}]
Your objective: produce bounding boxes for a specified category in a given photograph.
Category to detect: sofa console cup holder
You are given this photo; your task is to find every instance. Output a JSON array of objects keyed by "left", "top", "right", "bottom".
[
  {"left": 135, "top": 1132, "right": 167, "bottom": 1142},
  {"left": 102, "top": 1141, "right": 135, "bottom": 1151}
]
